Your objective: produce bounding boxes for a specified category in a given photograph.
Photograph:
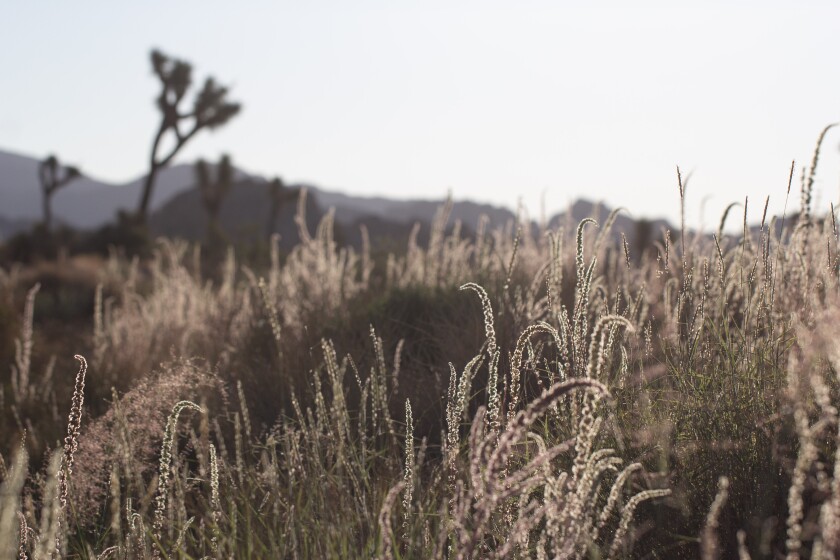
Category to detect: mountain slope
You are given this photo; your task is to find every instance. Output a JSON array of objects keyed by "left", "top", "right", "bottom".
[
  {"left": 310, "top": 187, "right": 517, "bottom": 230},
  {"left": 0, "top": 215, "right": 33, "bottom": 241},
  {"left": 148, "top": 180, "right": 323, "bottom": 251},
  {"left": 0, "top": 148, "right": 247, "bottom": 228},
  {"left": 1, "top": 147, "right": 673, "bottom": 253},
  {"left": 547, "top": 199, "right": 671, "bottom": 249}
]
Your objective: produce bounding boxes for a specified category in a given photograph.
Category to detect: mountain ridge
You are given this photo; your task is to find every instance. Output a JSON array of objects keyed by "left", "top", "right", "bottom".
[{"left": 0, "top": 147, "right": 671, "bottom": 248}]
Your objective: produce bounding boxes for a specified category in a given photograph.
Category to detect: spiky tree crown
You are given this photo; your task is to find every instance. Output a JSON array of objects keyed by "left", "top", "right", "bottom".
[
  {"left": 137, "top": 49, "right": 241, "bottom": 220},
  {"left": 150, "top": 50, "right": 240, "bottom": 131},
  {"left": 39, "top": 155, "right": 81, "bottom": 195}
]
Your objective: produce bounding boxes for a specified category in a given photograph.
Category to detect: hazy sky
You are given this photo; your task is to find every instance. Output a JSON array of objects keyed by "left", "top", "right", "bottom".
[{"left": 3, "top": 1, "right": 840, "bottom": 228}]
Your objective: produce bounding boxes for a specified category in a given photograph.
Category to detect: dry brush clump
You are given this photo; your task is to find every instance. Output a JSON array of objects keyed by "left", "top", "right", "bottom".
[
  {"left": 3, "top": 132, "right": 840, "bottom": 557},
  {"left": 69, "top": 359, "right": 226, "bottom": 528},
  {"left": 404, "top": 246, "right": 671, "bottom": 558},
  {"left": 3, "top": 199, "right": 676, "bottom": 558}
]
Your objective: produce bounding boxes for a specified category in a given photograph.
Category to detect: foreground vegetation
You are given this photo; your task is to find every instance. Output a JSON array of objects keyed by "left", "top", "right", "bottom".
[{"left": 1, "top": 153, "right": 840, "bottom": 558}]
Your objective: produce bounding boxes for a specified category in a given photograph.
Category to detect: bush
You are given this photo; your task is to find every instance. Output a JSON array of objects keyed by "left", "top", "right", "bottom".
[
  {"left": 2, "top": 181, "right": 840, "bottom": 558},
  {"left": 77, "top": 211, "right": 153, "bottom": 258},
  {"left": 0, "top": 224, "right": 82, "bottom": 264}
]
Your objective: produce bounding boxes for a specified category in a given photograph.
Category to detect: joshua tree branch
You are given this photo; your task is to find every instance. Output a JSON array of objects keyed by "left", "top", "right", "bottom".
[{"left": 135, "top": 49, "right": 240, "bottom": 223}]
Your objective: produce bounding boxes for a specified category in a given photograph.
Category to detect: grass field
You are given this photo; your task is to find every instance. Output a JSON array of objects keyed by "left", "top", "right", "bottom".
[{"left": 1, "top": 154, "right": 840, "bottom": 558}]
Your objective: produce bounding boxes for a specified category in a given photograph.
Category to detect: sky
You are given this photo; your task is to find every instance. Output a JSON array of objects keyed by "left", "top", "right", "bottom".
[{"left": 2, "top": 1, "right": 840, "bottom": 228}]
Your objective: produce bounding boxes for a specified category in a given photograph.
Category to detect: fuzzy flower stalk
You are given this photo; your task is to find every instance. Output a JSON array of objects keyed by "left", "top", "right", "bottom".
[{"left": 153, "top": 400, "right": 203, "bottom": 552}]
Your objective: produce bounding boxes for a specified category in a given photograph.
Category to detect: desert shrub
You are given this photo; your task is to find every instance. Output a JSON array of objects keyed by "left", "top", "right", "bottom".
[
  {"left": 70, "top": 359, "right": 226, "bottom": 528},
  {"left": 317, "top": 284, "right": 489, "bottom": 443},
  {"left": 90, "top": 240, "right": 249, "bottom": 393},
  {"left": 79, "top": 211, "right": 153, "bottom": 258},
  {"left": 3, "top": 151, "right": 840, "bottom": 558},
  {"left": 0, "top": 224, "right": 82, "bottom": 264},
  {"left": 16, "top": 255, "right": 102, "bottom": 323}
]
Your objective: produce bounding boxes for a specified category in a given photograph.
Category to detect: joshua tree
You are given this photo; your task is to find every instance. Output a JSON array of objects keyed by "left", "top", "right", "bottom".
[
  {"left": 38, "top": 155, "right": 81, "bottom": 232},
  {"left": 196, "top": 154, "right": 234, "bottom": 244},
  {"left": 136, "top": 49, "right": 241, "bottom": 223},
  {"left": 266, "top": 177, "right": 299, "bottom": 237}
]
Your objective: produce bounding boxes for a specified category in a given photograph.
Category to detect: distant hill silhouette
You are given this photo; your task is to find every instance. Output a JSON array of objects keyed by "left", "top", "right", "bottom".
[
  {"left": 149, "top": 180, "right": 322, "bottom": 251},
  {"left": 0, "top": 147, "right": 674, "bottom": 252},
  {"left": 149, "top": 183, "right": 504, "bottom": 251},
  {"left": 311, "top": 188, "right": 517, "bottom": 230},
  {"left": 307, "top": 187, "right": 519, "bottom": 250},
  {"left": 546, "top": 199, "right": 672, "bottom": 250},
  {"left": 0, "top": 215, "right": 32, "bottom": 240},
  {"left": 0, "top": 148, "right": 248, "bottom": 228}
]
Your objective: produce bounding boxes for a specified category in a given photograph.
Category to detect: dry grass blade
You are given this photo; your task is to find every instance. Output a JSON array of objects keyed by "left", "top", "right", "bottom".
[
  {"left": 701, "top": 476, "right": 730, "bottom": 560},
  {"left": 59, "top": 354, "right": 88, "bottom": 510},
  {"left": 0, "top": 450, "right": 27, "bottom": 559}
]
